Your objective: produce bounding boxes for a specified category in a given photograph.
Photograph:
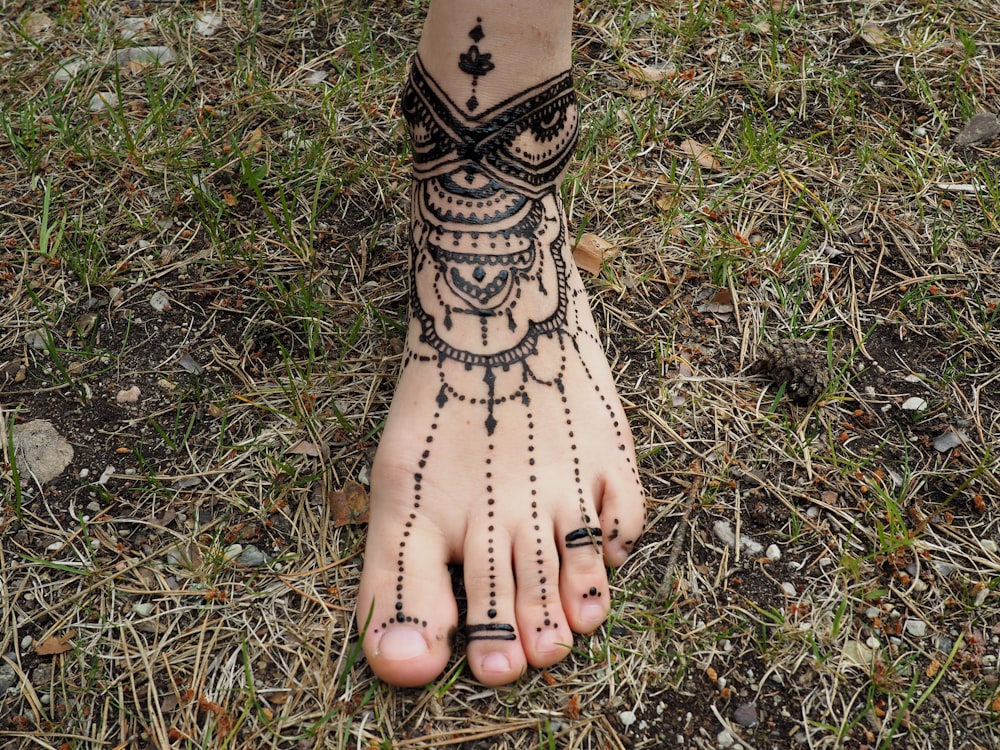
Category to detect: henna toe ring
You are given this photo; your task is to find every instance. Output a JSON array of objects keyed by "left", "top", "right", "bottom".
[
  {"left": 466, "top": 623, "right": 517, "bottom": 641},
  {"left": 564, "top": 526, "right": 603, "bottom": 548}
]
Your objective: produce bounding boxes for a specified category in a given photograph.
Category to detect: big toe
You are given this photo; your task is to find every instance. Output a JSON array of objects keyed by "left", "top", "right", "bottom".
[{"left": 357, "top": 513, "right": 457, "bottom": 687}]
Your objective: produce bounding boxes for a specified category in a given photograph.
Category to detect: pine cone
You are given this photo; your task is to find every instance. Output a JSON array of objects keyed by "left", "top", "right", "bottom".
[{"left": 751, "top": 339, "right": 830, "bottom": 404}]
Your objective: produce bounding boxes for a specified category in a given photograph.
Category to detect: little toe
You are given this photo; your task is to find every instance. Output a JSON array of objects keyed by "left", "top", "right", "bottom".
[
  {"left": 463, "top": 530, "right": 527, "bottom": 685},
  {"left": 513, "top": 523, "right": 573, "bottom": 667},
  {"left": 357, "top": 516, "right": 456, "bottom": 687},
  {"left": 598, "top": 471, "right": 646, "bottom": 567},
  {"left": 556, "top": 518, "right": 611, "bottom": 634}
]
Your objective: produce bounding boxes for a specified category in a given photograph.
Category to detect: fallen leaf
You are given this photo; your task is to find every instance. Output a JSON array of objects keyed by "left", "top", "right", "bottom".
[
  {"left": 697, "top": 287, "right": 734, "bottom": 314},
  {"left": 242, "top": 127, "right": 264, "bottom": 155},
  {"left": 194, "top": 11, "right": 223, "bottom": 37},
  {"left": 629, "top": 64, "right": 674, "bottom": 83},
  {"left": 330, "top": 480, "right": 369, "bottom": 527},
  {"left": 36, "top": 631, "right": 76, "bottom": 655},
  {"left": 24, "top": 11, "right": 54, "bottom": 37},
  {"left": 860, "top": 22, "right": 889, "bottom": 47},
  {"left": 572, "top": 233, "right": 618, "bottom": 275},
  {"left": 655, "top": 193, "right": 682, "bottom": 212},
  {"left": 223, "top": 191, "right": 238, "bottom": 206},
  {"left": 287, "top": 439, "right": 322, "bottom": 457},
  {"left": 303, "top": 70, "right": 329, "bottom": 85},
  {"left": 679, "top": 139, "right": 722, "bottom": 172},
  {"left": 954, "top": 112, "right": 999, "bottom": 146},
  {"left": 115, "top": 46, "right": 176, "bottom": 66},
  {"left": 177, "top": 352, "right": 202, "bottom": 375}
]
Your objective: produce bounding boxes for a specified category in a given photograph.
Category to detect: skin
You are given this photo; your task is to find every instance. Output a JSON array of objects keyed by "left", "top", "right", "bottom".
[{"left": 355, "top": 0, "right": 646, "bottom": 687}]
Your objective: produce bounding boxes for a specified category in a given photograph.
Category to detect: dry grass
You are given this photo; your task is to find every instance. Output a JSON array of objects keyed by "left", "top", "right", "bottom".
[{"left": 1, "top": 1, "right": 999, "bottom": 748}]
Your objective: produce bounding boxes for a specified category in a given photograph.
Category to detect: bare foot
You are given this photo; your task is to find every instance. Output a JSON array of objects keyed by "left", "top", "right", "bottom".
[{"left": 356, "top": 11, "right": 645, "bottom": 688}]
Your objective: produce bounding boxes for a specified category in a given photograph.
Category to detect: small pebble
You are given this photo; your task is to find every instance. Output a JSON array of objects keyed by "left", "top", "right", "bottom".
[
  {"left": 116, "top": 385, "right": 141, "bottom": 404},
  {"left": 79, "top": 468, "right": 90, "bottom": 479},
  {"left": 905, "top": 619, "right": 927, "bottom": 637},
  {"left": 780, "top": 582, "right": 796, "bottom": 597},
  {"left": 934, "top": 561, "right": 954, "bottom": 577},
  {"left": 97, "top": 465, "right": 115, "bottom": 486},
  {"left": 866, "top": 636, "right": 881, "bottom": 649},
  {"left": 901, "top": 396, "right": 928, "bottom": 412},
  {"left": 717, "top": 729, "right": 736, "bottom": 748},
  {"left": 149, "top": 290, "right": 171, "bottom": 312},
  {"left": 765, "top": 544, "right": 781, "bottom": 561},
  {"left": 981, "top": 539, "right": 999, "bottom": 554},
  {"left": 0, "top": 664, "right": 17, "bottom": 691},
  {"left": 237, "top": 546, "right": 269, "bottom": 568},
  {"left": 21, "top": 636, "right": 33, "bottom": 650},
  {"left": 223, "top": 543, "right": 243, "bottom": 561},
  {"left": 132, "top": 602, "right": 155, "bottom": 617},
  {"left": 618, "top": 710, "right": 636, "bottom": 728},
  {"left": 733, "top": 702, "right": 759, "bottom": 727}
]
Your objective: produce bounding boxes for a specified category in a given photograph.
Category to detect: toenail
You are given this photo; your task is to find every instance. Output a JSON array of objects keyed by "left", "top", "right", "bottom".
[
  {"left": 377, "top": 628, "right": 429, "bottom": 661},
  {"left": 581, "top": 601, "right": 605, "bottom": 622},
  {"left": 481, "top": 651, "right": 511, "bottom": 675}
]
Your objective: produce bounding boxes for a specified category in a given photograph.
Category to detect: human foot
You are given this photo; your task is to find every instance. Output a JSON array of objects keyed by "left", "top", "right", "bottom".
[{"left": 356, "top": 5, "right": 645, "bottom": 688}]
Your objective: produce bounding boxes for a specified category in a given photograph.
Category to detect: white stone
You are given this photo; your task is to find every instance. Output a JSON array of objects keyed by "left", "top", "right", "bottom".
[
  {"left": 981, "top": 539, "right": 999, "bottom": 554},
  {"left": 765, "top": 544, "right": 781, "bottom": 561},
  {"left": 866, "top": 636, "right": 881, "bottom": 649},
  {"left": 149, "top": 290, "right": 171, "bottom": 312},
  {"left": 901, "top": 396, "right": 928, "bottom": 411},
  {"left": 89, "top": 91, "right": 118, "bottom": 113},
  {"left": 717, "top": 729, "right": 736, "bottom": 747},
  {"left": 780, "top": 582, "right": 796, "bottom": 597},
  {"left": 224, "top": 544, "right": 243, "bottom": 561},
  {"left": 904, "top": 619, "right": 927, "bottom": 637},
  {"left": 132, "top": 602, "right": 155, "bottom": 617},
  {"left": 618, "top": 710, "right": 636, "bottom": 727}
]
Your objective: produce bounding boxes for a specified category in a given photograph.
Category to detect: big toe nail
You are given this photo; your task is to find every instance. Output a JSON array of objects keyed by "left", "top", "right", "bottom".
[
  {"left": 378, "top": 628, "right": 429, "bottom": 661},
  {"left": 481, "top": 651, "right": 512, "bottom": 675}
]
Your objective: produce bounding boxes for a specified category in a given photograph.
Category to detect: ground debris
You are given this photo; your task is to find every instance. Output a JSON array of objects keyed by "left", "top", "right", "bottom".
[
  {"left": 954, "top": 112, "right": 999, "bottom": 146},
  {"left": 5, "top": 420, "right": 74, "bottom": 485},
  {"left": 750, "top": 339, "right": 830, "bottom": 404}
]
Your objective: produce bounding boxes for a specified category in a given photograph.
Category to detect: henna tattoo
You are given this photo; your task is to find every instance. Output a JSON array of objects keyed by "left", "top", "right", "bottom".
[
  {"left": 459, "top": 17, "right": 494, "bottom": 111},
  {"left": 564, "top": 527, "right": 603, "bottom": 549},
  {"left": 403, "top": 53, "right": 579, "bottom": 435},
  {"left": 582, "top": 586, "right": 602, "bottom": 600},
  {"left": 466, "top": 623, "right": 516, "bottom": 641},
  {"left": 373, "top": 45, "right": 641, "bottom": 644}
]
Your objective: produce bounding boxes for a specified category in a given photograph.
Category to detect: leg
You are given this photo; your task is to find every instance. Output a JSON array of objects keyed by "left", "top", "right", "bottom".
[{"left": 356, "top": 0, "right": 645, "bottom": 687}]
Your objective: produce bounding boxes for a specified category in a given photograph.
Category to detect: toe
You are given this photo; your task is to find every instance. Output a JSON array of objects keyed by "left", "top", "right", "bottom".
[
  {"left": 357, "top": 507, "right": 456, "bottom": 687},
  {"left": 513, "top": 521, "right": 573, "bottom": 667},
  {"left": 556, "top": 513, "right": 611, "bottom": 634},
  {"left": 598, "top": 469, "right": 646, "bottom": 567},
  {"left": 462, "top": 528, "right": 527, "bottom": 686}
]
